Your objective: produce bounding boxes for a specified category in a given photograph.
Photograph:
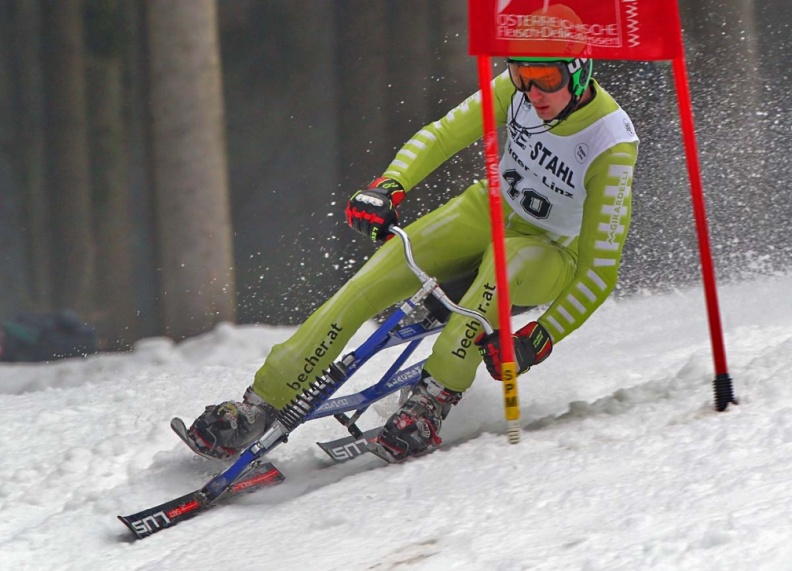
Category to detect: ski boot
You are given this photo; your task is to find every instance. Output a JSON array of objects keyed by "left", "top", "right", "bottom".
[
  {"left": 374, "top": 373, "right": 462, "bottom": 463},
  {"left": 186, "top": 386, "right": 278, "bottom": 460}
]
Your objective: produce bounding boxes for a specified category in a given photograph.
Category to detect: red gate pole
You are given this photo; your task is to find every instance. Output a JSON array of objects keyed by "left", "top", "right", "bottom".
[
  {"left": 477, "top": 56, "right": 520, "bottom": 443},
  {"left": 671, "top": 53, "right": 736, "bottom": 411}
]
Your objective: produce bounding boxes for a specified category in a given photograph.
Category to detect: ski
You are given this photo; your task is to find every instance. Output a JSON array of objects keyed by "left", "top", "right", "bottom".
[{"left": 118, "top": 460, "right": 284, "bottom": 539}]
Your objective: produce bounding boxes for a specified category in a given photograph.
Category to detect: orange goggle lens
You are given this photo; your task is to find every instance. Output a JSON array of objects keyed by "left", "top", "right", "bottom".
[{"left": 507, "top": 62, "right": 569, "bottom": 93}]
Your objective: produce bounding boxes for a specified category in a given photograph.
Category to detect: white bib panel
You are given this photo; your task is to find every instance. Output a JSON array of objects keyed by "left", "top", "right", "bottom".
[{"left": 500, "top": 93, "right": 639, "bottom": 237}]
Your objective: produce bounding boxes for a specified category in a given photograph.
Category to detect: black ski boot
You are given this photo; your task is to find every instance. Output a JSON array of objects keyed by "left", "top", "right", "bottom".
[
  {"left": 187, "top": 386, "right": 278, "bottom": 460},
  {"left": 375, "top": 373, "right": 462, "bottom": 463}
]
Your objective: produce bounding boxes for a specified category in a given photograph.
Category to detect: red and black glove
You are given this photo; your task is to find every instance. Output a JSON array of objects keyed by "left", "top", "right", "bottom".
[
  {"left": 345, "top": 177, "right": 406, "bottom": 242},
  {"left": 475, "top": 321, "right": 552, "bottom": 380}
]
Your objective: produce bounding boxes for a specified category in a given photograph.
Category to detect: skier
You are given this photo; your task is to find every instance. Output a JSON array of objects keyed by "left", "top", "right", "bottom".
[{"left": 185, "top": 56, "right": 639, "bottom": 463}]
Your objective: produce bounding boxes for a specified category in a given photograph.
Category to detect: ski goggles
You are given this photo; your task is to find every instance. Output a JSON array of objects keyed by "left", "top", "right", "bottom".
[{"left": 507, "top": 60, "right": 570, "bottom": 93}]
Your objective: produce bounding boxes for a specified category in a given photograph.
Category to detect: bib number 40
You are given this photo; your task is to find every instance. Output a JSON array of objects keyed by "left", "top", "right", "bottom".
[{"left": 503, "top": 169, "right": 551, "bottom": 219}]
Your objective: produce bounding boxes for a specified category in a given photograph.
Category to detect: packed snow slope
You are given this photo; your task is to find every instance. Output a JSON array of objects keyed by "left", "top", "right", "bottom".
[{"left": 1, "top": 274, "right": 792, "bottom": 571}]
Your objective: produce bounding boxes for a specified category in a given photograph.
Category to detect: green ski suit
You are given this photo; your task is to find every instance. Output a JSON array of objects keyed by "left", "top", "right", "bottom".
[{"left": 254, "top": 73, "right": 639, "bottom": 409}]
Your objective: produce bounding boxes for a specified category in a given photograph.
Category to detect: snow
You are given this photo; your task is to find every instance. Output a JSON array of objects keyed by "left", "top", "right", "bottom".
[{"left": 2, "top": 273, "right": 792, "bottom": 570}]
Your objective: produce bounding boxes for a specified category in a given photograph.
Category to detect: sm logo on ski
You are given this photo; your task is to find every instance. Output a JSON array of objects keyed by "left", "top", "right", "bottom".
[
  {"left": 124, "top": 510, "right": 172, "bottom": 537},
  {"left": 118, "top": 491, "right": 205, "bottom": 539}
]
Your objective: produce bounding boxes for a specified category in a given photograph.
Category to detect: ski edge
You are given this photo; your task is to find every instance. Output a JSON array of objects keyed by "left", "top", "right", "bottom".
[{"left": 118, "top": 462, "right": 285, "bottom": 540}]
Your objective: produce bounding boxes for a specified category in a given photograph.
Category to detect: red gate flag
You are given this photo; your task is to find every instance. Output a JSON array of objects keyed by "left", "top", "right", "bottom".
[{"left": 469, "top": 0, "right": 682, "bottom": 60}]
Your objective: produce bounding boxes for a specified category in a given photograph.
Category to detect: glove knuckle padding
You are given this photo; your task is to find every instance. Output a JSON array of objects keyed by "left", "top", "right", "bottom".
[
  {"left": 344, "top": 178, "right": 404, "bottom": 242},
  {"left": 355, "top": 193, "right": 386, "bottom": 207}
]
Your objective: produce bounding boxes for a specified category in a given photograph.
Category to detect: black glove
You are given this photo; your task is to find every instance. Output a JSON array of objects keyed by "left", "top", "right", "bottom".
[
  {"left": 475, "top": 321, "right": 552, "bottom": 380},
  {"left": 345, "top": 177, "right": 405, "bottom": 242}
]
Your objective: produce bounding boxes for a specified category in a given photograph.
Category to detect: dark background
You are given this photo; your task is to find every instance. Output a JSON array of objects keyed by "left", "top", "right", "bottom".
[{"left": 0, "top": 0, "right": 789, "bottom": 346}]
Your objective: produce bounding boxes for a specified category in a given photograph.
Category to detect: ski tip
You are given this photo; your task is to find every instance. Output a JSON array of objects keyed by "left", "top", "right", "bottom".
[{"left": 117, "top": 514, "right": 152, "bottom": 541}]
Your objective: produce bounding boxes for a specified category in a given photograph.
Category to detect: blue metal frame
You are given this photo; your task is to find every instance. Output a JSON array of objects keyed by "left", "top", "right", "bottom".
[
  {"left": 202, "top": 299, "right": 444, "bottom": 497},
  {"left": 306, "top": 320, "right": 440, "bottom": 419}
]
